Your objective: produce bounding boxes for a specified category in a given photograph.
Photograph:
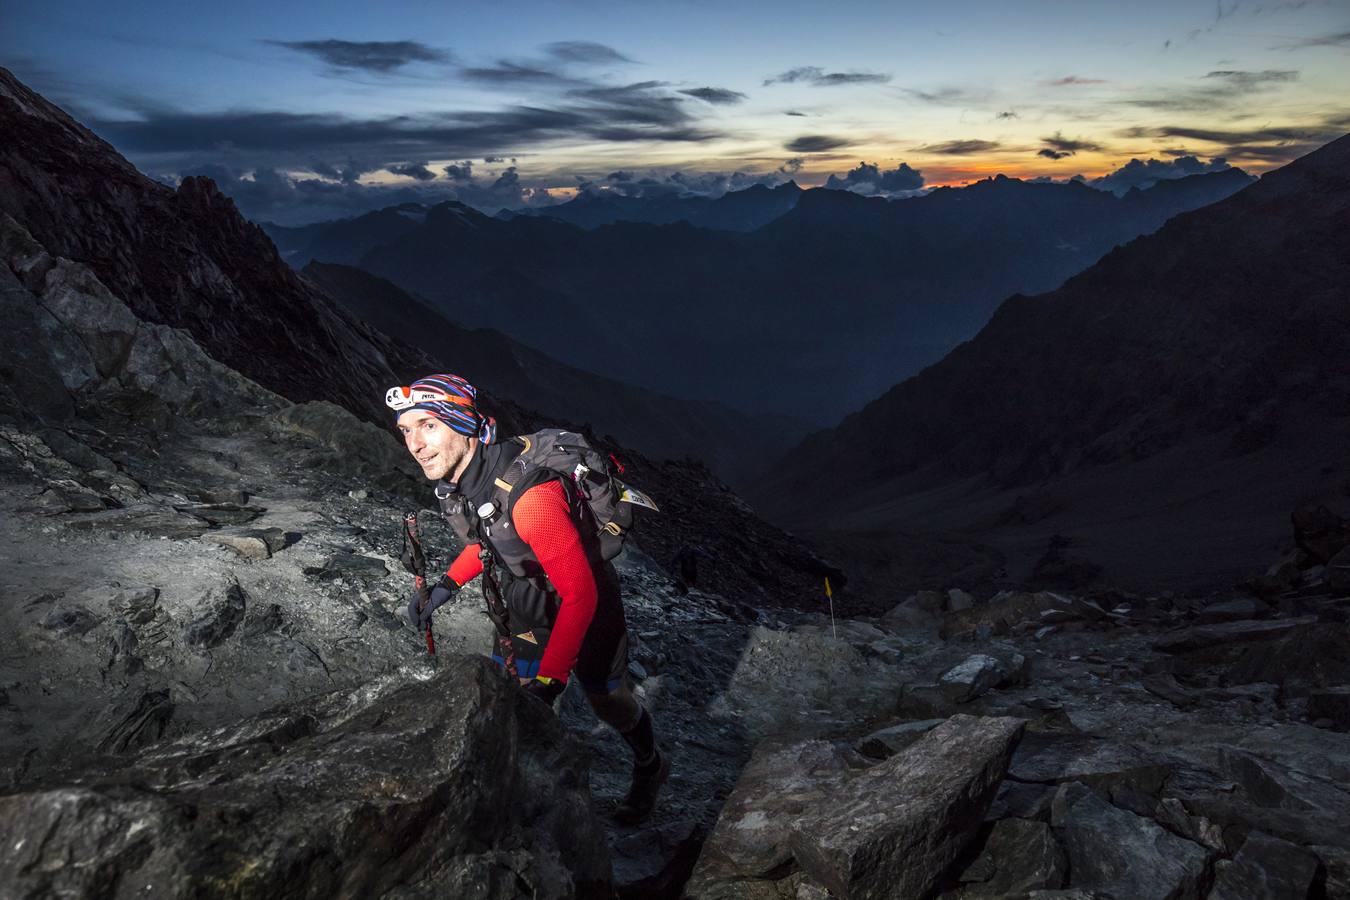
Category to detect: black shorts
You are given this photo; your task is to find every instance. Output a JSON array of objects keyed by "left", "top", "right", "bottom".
[{"left": 488, "top": 561, "right": 629, "bottom": 694}]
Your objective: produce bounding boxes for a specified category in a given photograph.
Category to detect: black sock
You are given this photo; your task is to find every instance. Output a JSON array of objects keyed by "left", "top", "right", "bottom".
[{"left": 620, "top": 706, "right": 659, "bottom": 772}]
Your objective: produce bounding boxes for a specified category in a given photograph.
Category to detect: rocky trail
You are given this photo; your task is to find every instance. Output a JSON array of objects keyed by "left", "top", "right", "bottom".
[{"left": 5, "top": 369, "right": 1350, "bottom": 897}]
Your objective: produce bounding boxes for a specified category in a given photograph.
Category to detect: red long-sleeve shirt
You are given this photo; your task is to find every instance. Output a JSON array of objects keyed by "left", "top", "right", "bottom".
[{"left": 444, "top": 479, "right": 598, "bottom": 682}]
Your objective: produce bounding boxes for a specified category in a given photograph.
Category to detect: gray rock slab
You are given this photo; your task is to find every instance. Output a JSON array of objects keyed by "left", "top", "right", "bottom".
[
  {"left": 1155, "top": 797, "right": 1227, "bottom": 853},
  {"left": 0, "top": 656, "right": 612, "bottom": 898},
  {"left": 203, "top": 527, "right": 288, "bottom": 560},
  {"left": 987, "top": 780, "right": 1057, "bottom": 821},
  {"left": 1008, "top": 731, "right": 1173, "bottom": 797},
  {"left": 959, "top": 818, "right": 1067, "bottom": 897},
  {"left": 1310, "top": 844, "right": 1350, "bottom": 899},
  {"left": 40, "top": 602, "right": 102, "bottom": 635},
  {"left": 940, "top": 654, "right": 1006, "bottom": 703},
  {"left": 1207, "top": 831, "right": 1317, "bottom": 900},
  {"left": 64, "top": 505, "right": 213, "bottom": 539},
  {"left": 685, "top": 740, "right": 862, "bottom": 892},
  {"left": 855, "top": 719, "right": 944, "bottom": 760},
  {"left": 173, "top": 503, "right": 264, "bottom": 526},
  {"left": 182, "top": 581, "right": 247, "bottom": 649},
  {"left": 897, "top": 683, "right": 957, "bottom": 719},
  {"left": 95, "top": 689, "right": 173, "bottom": 754},
  {"left": 1153, "top": 616, "right": 1319, "bottom": 653},
  {"left": 1196, "top": 598, "right": 1269, "bottom": 624},
  {"left": 112, "top": 586, "right": 161, "bottom": 625},
  {"left": 1051, "top": 782, "right": 1209, "bottom": 900},
  {"left": 1142, "top": 673, "right": 1206, "bottom": 710},
  {"left": 787, "top": 714, "right": 1026, "bottom": 900},
  {"left": 303, "top": 550, "right": 390, "bottom": 580}
]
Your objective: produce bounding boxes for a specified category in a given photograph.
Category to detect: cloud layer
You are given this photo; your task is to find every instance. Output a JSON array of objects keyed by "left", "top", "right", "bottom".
[
  {"left": 267, "top": 39, "right": 449, "bottom": 72},
  {"left": 764, "top": 66, "right": 890, "bottom": 87},
  {"left": 1090, "top": 155, "right": 1233, "bottom": 195},
  {"left": 824, "top": 161, "right": 925, "bottom": 196}
]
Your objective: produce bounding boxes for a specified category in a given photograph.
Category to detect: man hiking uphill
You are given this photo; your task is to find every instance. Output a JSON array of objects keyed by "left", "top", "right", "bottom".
[{"left": 389, "top": 373, "right": 669, "bottom": 825}]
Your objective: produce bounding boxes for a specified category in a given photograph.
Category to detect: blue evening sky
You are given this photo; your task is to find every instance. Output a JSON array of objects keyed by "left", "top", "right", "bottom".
[{"left": 6, "top": 0, "right": 1347, "bottom": 222}]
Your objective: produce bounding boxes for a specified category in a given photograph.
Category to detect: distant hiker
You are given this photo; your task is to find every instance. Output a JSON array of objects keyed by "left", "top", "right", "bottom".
[
  {"left": 671, "top": 544, "right": 714, "bottom": 596},
  {"left": 388, "top": 373, "right": 668, "bottom": 824}
]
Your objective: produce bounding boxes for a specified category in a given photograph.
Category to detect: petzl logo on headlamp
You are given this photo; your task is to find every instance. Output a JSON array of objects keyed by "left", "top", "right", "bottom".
[{"left": 385, "top": 386, "right": 473, "bottom": 411}]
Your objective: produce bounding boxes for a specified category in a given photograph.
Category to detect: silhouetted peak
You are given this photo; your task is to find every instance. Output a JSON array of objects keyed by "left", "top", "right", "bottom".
[
  {"left": 176, "top": 174, "right": 234, "bottom": 210},
  {"left": 427, "top": 199, "right": 491, "bottom": 223}
]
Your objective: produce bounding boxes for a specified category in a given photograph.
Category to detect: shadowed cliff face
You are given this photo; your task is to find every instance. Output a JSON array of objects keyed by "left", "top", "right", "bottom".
[{"left": 746, "top": 132, "right": 1350, "bottom": 596}]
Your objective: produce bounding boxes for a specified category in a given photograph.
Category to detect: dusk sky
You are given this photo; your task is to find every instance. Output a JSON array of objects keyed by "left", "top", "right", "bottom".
[{"left": 6, "top": 0, "right": 1348, "bottom": 223}]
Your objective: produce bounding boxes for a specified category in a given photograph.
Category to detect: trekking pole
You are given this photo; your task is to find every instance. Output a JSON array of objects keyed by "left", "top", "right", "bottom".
[
  {"left": 401, "top": 511, "right": 436, "bottom": 655},
  {"left": 825, "top": 576, "right": 837, "bottom": 641}
]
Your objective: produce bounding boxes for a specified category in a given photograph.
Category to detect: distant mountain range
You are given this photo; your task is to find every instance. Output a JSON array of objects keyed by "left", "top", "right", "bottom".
[
  {"left": 502, "top": 181, "right": 805, "bottom": 231},
  {"left": 264, "top": 170, "right": 1253, "bottom": 424},
  {"left": 750, "top": 134, "right": 1350, "bottom": 592}
]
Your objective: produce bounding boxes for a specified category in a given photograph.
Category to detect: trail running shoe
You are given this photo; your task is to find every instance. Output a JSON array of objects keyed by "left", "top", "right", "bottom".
[{"left": 612, "top": 751, "right": 671, "bottom": 825}]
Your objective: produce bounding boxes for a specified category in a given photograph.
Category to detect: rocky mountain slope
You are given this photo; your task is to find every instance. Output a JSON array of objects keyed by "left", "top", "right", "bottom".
[
  {"left": 280, "top": 169, "right": 1251, "bottom": 423},
  {"left": 752, "top": 133, "right": 1350, "bottom": 596},
  {"left": 302, "top": 261, "right": 808, "bottom": 484},
  {"left": 0, "top": 68, "right": 429, "bottom": 426}
]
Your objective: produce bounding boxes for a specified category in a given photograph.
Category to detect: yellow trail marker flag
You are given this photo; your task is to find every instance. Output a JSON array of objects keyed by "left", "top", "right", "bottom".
[{"left": 824, "top": 576, "right": 836, "bottom": 639}]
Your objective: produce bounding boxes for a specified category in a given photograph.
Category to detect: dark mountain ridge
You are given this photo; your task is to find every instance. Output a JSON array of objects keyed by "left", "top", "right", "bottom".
[
  {"left": 303, "top": 261, "right": 809, "bottom": 483},
  {"left": 266, "top": 203, "right": 428, "bottom": 267},
  {"left": 750, "top": 134, "right": 1350, "bottom": 592}
]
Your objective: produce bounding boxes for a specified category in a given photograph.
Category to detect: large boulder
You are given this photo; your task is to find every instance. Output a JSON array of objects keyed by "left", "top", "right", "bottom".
[
  {"left": 1007, "top": 731, "right": 1174, "bottom": 799},
  {"left": 788, "top": 717, "right": 1020, "bottom": 900},
  {"left": 1051, "top": 782, "right": 1210, "bottom": 900},
  {"left": 939, "top": 652, "right": 1027, "bottom": 703},
  {"left": 684, "top": 740, "right": 864, "bottom": 893},
  {"left": 1153, "top": 616, "right": 1318, "bottom": 654},
  {"left": 787, "top": 715, "right": 1025, "bottom": 899},
  {"left": 687, "top": 716, "right": 1025, "bottom": 900},
  {"left": 1208, "top": 831, "right": 1318, "bottom": 900},
  {"left": 956, "top": 818, "right": 1067, "bottom": 897},
  {"left": 0, "top": 656, "right": 612, "bottom": 898}
]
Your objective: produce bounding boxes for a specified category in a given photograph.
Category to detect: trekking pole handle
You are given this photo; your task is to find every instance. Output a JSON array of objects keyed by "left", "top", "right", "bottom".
[{"left": 403, "top": 511, "right": 436, "bottom": 656}]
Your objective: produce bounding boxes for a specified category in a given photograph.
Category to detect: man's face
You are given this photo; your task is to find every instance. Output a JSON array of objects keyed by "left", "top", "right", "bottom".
[{"left": 397, "top": 410, "right": 472, "bottom": 481}]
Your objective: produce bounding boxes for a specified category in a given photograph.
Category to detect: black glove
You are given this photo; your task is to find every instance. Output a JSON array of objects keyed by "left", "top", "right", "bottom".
[
  {"left": 407, "top": 576, "right": 458, "bottom": 629},
  {"left": 522, "top": 677, "right": 565, "bottom": 707}
]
